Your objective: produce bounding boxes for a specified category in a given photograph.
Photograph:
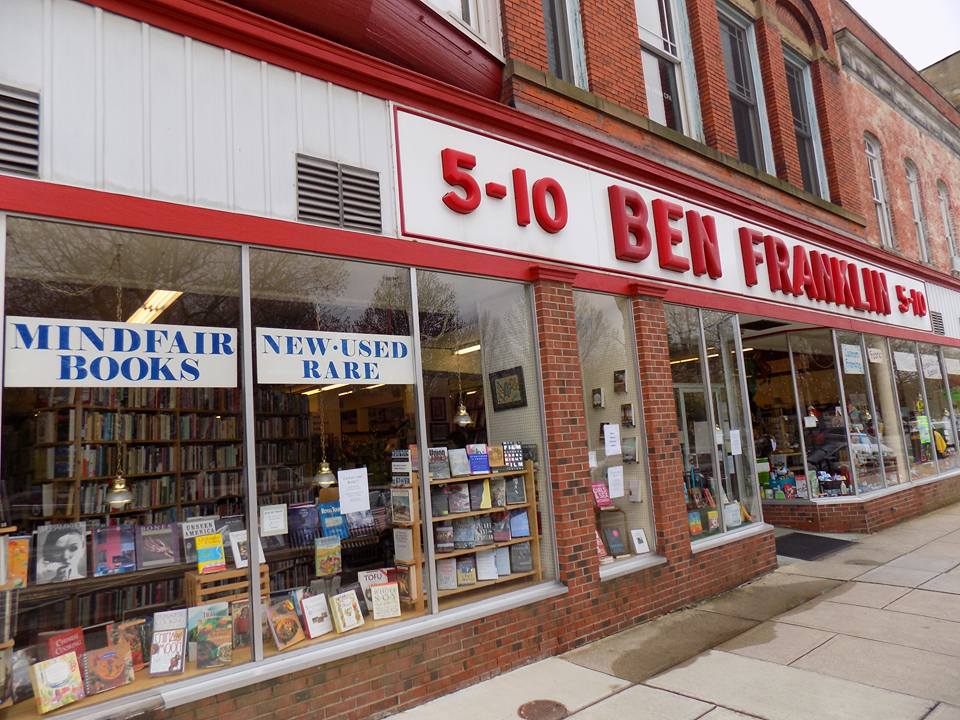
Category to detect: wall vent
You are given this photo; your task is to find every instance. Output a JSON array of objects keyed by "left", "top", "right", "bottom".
[
  {"left": 931, "top": 310, "right": 945, "bottom": 335},
  {"left": 0, "top": 86, "right": 40, "bottom": 177},
  {"left": 297, "top": 154, "right": 381, "bottom": 233}
]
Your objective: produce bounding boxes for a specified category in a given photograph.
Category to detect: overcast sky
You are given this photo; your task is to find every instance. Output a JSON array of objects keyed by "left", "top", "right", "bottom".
[{"left": 844, "top": 0, "right": 960, "bottom": 70}]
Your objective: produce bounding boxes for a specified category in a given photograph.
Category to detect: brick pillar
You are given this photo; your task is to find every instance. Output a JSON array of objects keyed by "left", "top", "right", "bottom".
[
  {"left": 500, "top": 0, "right": 551, "bottom": 76},
  {"left": 579, "top": 0, "right": 648, "bottom": 114},
  {"left": 631, "top": 286, "right": 690, "bottom": 563},
  {"left": 754, "top": 17, "right": 804, "bottom": 185},
  {"left": 810, "top": 59, "right": 862, "bottom": 213},
  {"left": 531, "top": 266, "right": 600, "bottom": 593},
  {"left": 684, "top": 0, "right": 738, "bottom": 156}
]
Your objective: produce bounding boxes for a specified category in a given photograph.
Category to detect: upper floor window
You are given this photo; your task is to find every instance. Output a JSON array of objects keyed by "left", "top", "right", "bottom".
[
  {"left": 543, "top": 0, "right": 589, "bottom": 90},
  {"left": 938, "top": 180, "right": 958, "bottom": 258},
  {"left": 717, "top": 3, "right": 773, "bottom": 172},
  {"left": 783, "top": 48, "right": 828, "bottom": 199},
  {"left": 864, "top": 134, "right": 895, "bottom": 249},
  {"left": 424, "top": 0, "right": 502, "bottom": 52},
  {"left": 905, "top": 159, "right": 929, "bottom": 263},
  {"left": 635, "top": 0, "right": 698, "bottom": 135}
]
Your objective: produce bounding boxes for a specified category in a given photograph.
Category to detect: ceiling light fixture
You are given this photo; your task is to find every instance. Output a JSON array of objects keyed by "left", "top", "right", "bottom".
[
  {"left": 126, "top": 289, "right": 183, "bottom": 324},
  {"left": 453, "top": 343, "right": 481, "bottom": 355}
]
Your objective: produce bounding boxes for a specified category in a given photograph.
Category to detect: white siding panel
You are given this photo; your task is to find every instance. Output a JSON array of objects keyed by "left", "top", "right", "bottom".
[
  {"left": 229, "top": 53, "right": 266, "bottom": 213},
  {"left": 330, "top": 83, "right": 361, "bottom": 165},
  {"left": 0, "top": 0, "right": 43, "bottom": 90},
  {"left": 300, "top": 74, "right": 332, "bottom": 160},
  {"left": 49, "top": 0, "right": 96, "bottom": 186},
  {"left": 360, "top": 92, "right": 394, "bottom": 237},
  {"left": 191, "top": 42, "right": 229, "bottom": 208},
  {"left": 266, "top": 65, "right": 297, "bottom": 219},
  {"left": 148, "top": 27, "right": 188, "bottom": 201},
  {"left": 927, "top": 284, "right": 960, "bottom": 339},
  {"left": 102, "top": 12, "right": 143, "bottom": 194}
]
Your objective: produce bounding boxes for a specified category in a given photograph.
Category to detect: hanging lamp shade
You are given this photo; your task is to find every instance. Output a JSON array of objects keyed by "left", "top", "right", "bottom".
[
  {"left": 312, "top": 459, "right": 337, "bottom": 488},
  {"left": 106, "top": 471, "right": 133, "bottom": 507},
  {"left": 453, "top": 400, "right": 473, "bottom": 427}
]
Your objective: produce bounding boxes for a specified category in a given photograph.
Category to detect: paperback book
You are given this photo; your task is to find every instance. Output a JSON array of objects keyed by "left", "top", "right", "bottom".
[
  {"left": 6, "top": 536, "right": 29, "bottom": 588},
  {"left": 509, "top": 509, "right": 530, "bottom": 538},
  {"left": 602, "top": 527, "right": 628, "bottom": 557},
  {"left": 357, "top": 568, "right": 390, "bottom": 606},
  {"left": 447, "top": 483, "right": 471, "bottom": 514},
  {"left": 36, "top": 522, "right": 87, "bottom": 584},
  {"left": 474, "top": 516, "right": 493, "bottom": 545},
  {"left": 287, "top": 503, "right": 321, "bottom": 548},
  {"left": 190, "top": 602, "right": 233, "bottom": 669},
  {"left": 466, "top": 444, "right": 490, "bottom": 474},
  {"left": 330, "top": 591, "right": 365, "bottom": 633},
  {"left": 82, "top": 644, "right": 134, "bottom": 695},
  {"left": 494, "top": 546, "right": 511, "bottom": 575},
  {"left": 487, "top": 444, "right": 505, "bottom": 470},
  {"left": 505, "top": 476, "right": 527, "bottom": 505},
  {"left": 370, "top": 582, "right": 402, "bottom": 620},
  {"left": 509, "top": 542, "right": 533, "bottom": 573},
  {"left": 195, "top": 533, "right": 226, "bottom": 574},
  {"left": 230, "top": 601, "right": 251, "bottom": 649},
  {"left": 436, "top": 558, "right": 457, "bottom": 590},
  {"left": 393, "top": 527, "right": 414, "bottom": 563},
  {"left": 448, "top": 448, "right": 471, "bottom": 477},
  {"left": 318, "top": 501, "right": 349, "bottom": 540},
  {"left": 215, "top": 515, "right": 246, "bottom": 562},
  {"left": 92, "top": 525, "right": 137, "bottom": 577},
  {"left": 314, "top": 536, "right": 342, "bottom": 576},
  {"left": 135, "top": 524, "right": 180, "bottom": 569},
  {"left": 229, "top": 530, "right": 265, "bottom": 570},
  {"left": 180, "top": 516, "right": 218, "bottom": 564},
  {"left": 300, "top": 593, "right": 333, "bottom": 639},
  {"left": 455, "top": 556, "right": 477, "bottom": 585},
  {"left": 475, "top": 549, "right": 498, "bottom": 581},
  {"left": 427, "top": 447, "right": 451, "bottom": 480},
  {"left": 491, "top": 512, "right": 511, "bottom": 542},
  {"left": 452, "top": 518, "right": 476, "bottom": 549},
  {"left": 434, "top": 524, "right": 454, "bottom": 553},
  {"left": 502, "top": 441, "right": 524, "bottom": 470},
  {"left": 489, "top": 478, "right": 506, "bottom": 508},
  {"left": 30, "top": 651, "right": 85, "bottom": 714},
  {"left": 390, "top": 488, "right": 413, "bottom": 524},
  {"left": 430, "top": 486, "right": 449, "bottom": 516},
  {"left": 391, "top": 448, "right": 412, "bottom": 486},
  {"left": 266, "top": 596, "right": 305, "bottom": 651},
  {"left": 106, "top": 619, "right": 146, "bottom": 671},
  {"left": 389, "top": 564, "right": 418, "bottom": 601},
  {"left": 468, "top": 480, "right": 491, "bottom": 510},
  {"left": 590, "top": 483, "right": 613, "bottom": 510}
]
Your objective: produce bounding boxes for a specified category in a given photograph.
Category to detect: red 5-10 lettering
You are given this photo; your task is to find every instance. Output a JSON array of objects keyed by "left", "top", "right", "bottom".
[
  {"left": 895, "top": 285, "right": 928, "bottom": 317},
  {"left": 440, "top": 148, "right": 568, "bottom": 234}
]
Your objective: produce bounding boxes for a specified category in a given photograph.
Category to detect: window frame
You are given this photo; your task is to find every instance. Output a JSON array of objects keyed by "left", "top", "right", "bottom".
[
  {"left": 864, "top": 134, "right": 896, "bottom": 249},
  {"left": 421, "top": 0, "right": 503, "bottom": 56},
  {"left": 782, "top": 46, "right": 829, "bottom": 200},
  {"left": 937, "top": 180, "right": 958, "bottom": 260},
  {"left": 543, "top": 0, "right": 589, "bottom": 90},
  {"left": 904, "top": 159, "right": 930, "bottom": 263}
]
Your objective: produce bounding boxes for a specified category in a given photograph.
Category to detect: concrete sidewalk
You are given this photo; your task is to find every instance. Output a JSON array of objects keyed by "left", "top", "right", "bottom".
[{"left": 390, "top": 502, "right": 960, "bottom": 720}]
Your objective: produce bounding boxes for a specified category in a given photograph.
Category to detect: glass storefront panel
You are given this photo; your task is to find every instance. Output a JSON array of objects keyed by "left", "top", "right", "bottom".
[
  {"left": 863, "top": 334, "right": 911, "bottom": 486},
  {"left": 890, "top": 339, "right": 938, "bottom": 480},
  {"left": 790, "top": 330, "right": 853, "bottom": 497},
  {"left": 836, "top": 332, "right": 884, "bottom": 493},
  {"left": 416, "top": 271, "right": 553, "bottom": 607},
  {"left": 2, "top": 218, "right": 249, "bottom": 713},
  {"left": 574, "top": 292, "right": 655, "bottom": 562},
  {"left": 919, "top": 343, "right": 959, "bottom": 472},
  {"left": 943, "top": 347, "right": 960, "bottom": 445}
]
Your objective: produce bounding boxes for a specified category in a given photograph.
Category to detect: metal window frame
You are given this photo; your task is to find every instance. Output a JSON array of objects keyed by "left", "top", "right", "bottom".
[
  {"left": 786, "top": 334, "right": 812, "bottom": 495},
  {"left": 830, "top": 329, "right": 860, "bottom": 494},
  {"left": 858, "top": 332, "right": 887, "bottom": 489},
  {"left": 782, "top": 47, "right": 829, "bottom": 200},
  {"left": 865, "top": 135, "right": 895, "bottom": 249}
]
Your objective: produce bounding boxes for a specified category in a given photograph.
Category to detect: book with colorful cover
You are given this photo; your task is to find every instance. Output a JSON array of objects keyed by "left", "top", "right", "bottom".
[
  {"left": 179, "top": 516, "right": 218, "bottom": 564},
  {"left": 427, "top": 447, "right": 450, "bottom": 480},
  {"left": 602, "top": 527, "right": 628, "bottom": 556},
  {"left": 591, "top": 482, "right": 613, "bottom": 510},
  {"left": 388, "top": 564, "right": 418, "bottom": 601},
  {"left": 466, "top": 444, "right": 490, "bottom": 474},
  {"left": 390, "top": 448, "right": 412, "bottom": 486},
  {"left": 149, "top": 626, "right": 186, "bottom": 676},
  {"left": 488, "top": 444, "right": 505, "bottom": 470},
  {"left": 688, "top": 511, "right": 704, "bottom": 536},
  {"left": 491, "top": 512, "right": 511, "bottom": 542},
  {"left": 92, "top": 525, "right": 137, "bottom": 577},
  {"left": 357, "top": 568, "right": 390, "bottom": 606},
  {"left": 194, "top": 604, "right": 233, "bottom": 669},
  {"left": 330, "top": 591, "right": 365, "bottom": 633},
  {"left": 81, "top": 644, "right": 134, "bottom": 696},
  {"left": 509, "top": 509, "right": 530, "bottom": 538},
  {"left": 390, "top": 488, "right": 414, "bottom": 524},
  {"left": 287, "top": 503, "right": 321, "bottom": 548},
  {"left": 266, "top": 596, "right": 306, "bottom": 651},
  {"left": 230, "top": 601, "right": 251, "bottom": 649},
  {"left": 370, "top": 582, "right": 401, "bottom": 620},
  {"left": 455, "top": 556, "right": 477, "bottom": 585},
  {"left": 45, "top": 628, "right": 85, "bottom": 679},
  {"left": 448, "top": 448, "right": 471, "bottom": 477},
  {"left": 436, "top": 558, "right": 457, "bottom": 590},
  {"left": 468, "top": 480, "right": 492, "bottom": 510},
  {"left": 596, "top": 530, "right": 611, "bottom": 563},
  {"left": 318, "top": 501, "right": 349, "bottom": 540},
  {"left": 106, "top": 619, "right": 146, "bottom": 671},
  {"left": 30, "top": 651, "right": 85, "bottom": 713},
  {"left": 195, "top": 533, "right": 226, "bottom": 574},
  {"left": 314, "top": 536, "right": 342, "bottom": 576},
  {"left": 489, "top": 478, "right": 506, "bottom": 508},
  {"left": 135, "top": 524, "right": 180, "bottom": 569},
  {"left": 707, "top": 509, "right": 720, "bottom": 532},
  {"left": 300, "top": 593, "right": 333, "bottom": 639},
  {"left": 447, "top": 483, "right": 471, "bottom": 513},
  {"left": 6, "top": 536, "right": 29, "bottom": 588},
  {"left": 502, "top": 441, "right": 524, "bottom": 470},
  {"left": 215, "top": 515, "right": 246, "bottom": 563}
]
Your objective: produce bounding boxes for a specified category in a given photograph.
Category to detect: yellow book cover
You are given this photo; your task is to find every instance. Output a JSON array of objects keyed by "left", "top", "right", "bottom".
[
  {"left": 30, "top": 651, "right": 85, "bottom": 714},
  {"left": 195, "top": 533, "right": 226, "bottom": 575},
  {"left": 7, "top": 536, "right": 30, "bottom": 588},
  {"left": 480, "top": 479, "right": 492, "bottom": 509}
]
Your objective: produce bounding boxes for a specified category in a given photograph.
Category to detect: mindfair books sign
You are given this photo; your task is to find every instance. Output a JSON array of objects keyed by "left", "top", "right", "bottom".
[{"left": 4, "top": 316, "right": 238, "bottom": 387}]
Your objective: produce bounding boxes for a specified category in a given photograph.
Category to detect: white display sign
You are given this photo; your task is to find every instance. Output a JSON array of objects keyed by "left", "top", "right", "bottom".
[
  {"left": 259, "top": 504, "right": 288, "bottom": 537},
  {"left": 921, "top": 354, "right": 943, "bottom": 379},
  {"left": 867, "top": 347, "right": 885, "bottom": 364},
  {"left": 894, "top": 351, "right": 918, "bottom": 373},
  {"left": 4, "top": 316, "right": 237, "bottom": 387},
  {"left": 338, "top": 467, "right": 371, "bottom": 514},
  {"left": 841, "top": 343, "right": 865, "bottom": 375},
  {"left": 729, "top": 429, "right": 742, "bottom": 456},
  {"left": 607, "top": 465, "right": 625, "bottom": 498},
  {"left": 603, "top": 423, "right": 622, "bottom": 456},
  {"left": 395, "top": 109, "right": 932, "bottom": 332},
  {"left": 587, "top": 451, "right": 597, "bottom": 468},
  {"left": 256, "top": 328, "right": 414, "bottom": 385}
]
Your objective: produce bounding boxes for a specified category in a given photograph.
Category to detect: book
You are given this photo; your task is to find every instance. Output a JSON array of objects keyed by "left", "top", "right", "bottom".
[
  {"left": 135, "top": 524, "right": 180, "bottom": 569},
  {"left": 92, "top": 525, "right": 137, "bottom": 577},
  {"left": 602, "top": 527, "right": 628, "bottom": 556},
  {"left": 82, "top": 644, "right": 134, "bottom": 695},
  {"left": 390, "top": 488, "right": 413, "bottom": 524},
  {"left": 466, "top": 444, "right": 490, "bottom": 474},
  {"left": 434, "top": 524, "right": 454, "bottom": 553},
  {"left": 370, "top": 582, "right": 402, "bottom": 620},
  {"left": 36, "top": 522, "right": 87, "bottom": 583},
  {"left": 339, "top": 582, "right": 368, "bottom": 616},
  {"left": 509, "top": 509, "right": 530, "bottom": 538},
  {"left": 510, "top": 542, "right": 533, "bottom": 572},
  {"left": 195, "top": 533, "right": 226, "bottom": 574},
  {"left": 630, "top": 528, "right": 651, "bottom": 554},
  {"left": 474, "top": 516, "right": 493, "bottom": 545},
  {"left": 6, "top": 536, "right": 29, "bottom": 588},
  {"left": 393, "top": 527, "right": 414, "bottom": 563},
  {"left": 106, "top": 619, "right": 146, "bottom": 671},
  {"left": 495, "top": 546, "right": 511, "bottom": 575},
  {"left": 491, "top": 512, "right": 511, "bottom": 542},
  {"left": 180, "top": 516, "right": 217, "bottom": 564},
  {"left": 330, "top": 591, "right": 365, "bottom": 633},
  {"left": 707, "top": 509, "right": 720, "bottom": 532},
  {"left": 229, "top": 530, "right": 265, "bottom": 569},
  {"left": 427, "top": 447, "right": 451, "bottom": 480},
  {"left": 344, "top": 509, "right": 376, "bottom": 538},
  {"left": 215, "top": 515, "right": 246, "bottom": 562},
  {"left": 476, "top": 549, "right": 498, "bottom": 580},
  {"left": 314, "top": 536, "right": 342, "bottom": 576},
  {"left": 357, "top": 568, "right": 390, "bottom": 606},
  {"left": 502, "top": 441, "right": 524, "bottom": 470},
  {"left": 456, "top": 556, "right": 477, "bottom": 585},
  {"left": 266, "top": 596, "right": 305, "bottom": 651},
  {"left": 436, "top": 558, "right": 457, "bottom": 590},
  {"left": 505, "top": 476, "right": 527, "bottom": 504},
  {"left": 489, "top": 478, "right": 506, "bottom": 507},
  {"left": 596, "top": 530, "right": 612, "bottom": 564},
  {"left": 287, "top": 503, "right": 321, "bottom": 548},
  {"left": 230, "top": 601, "right": 251, "bottom": 649},
  {"left": 391, "top": 448, "right": 412, "bottom": 486},
  {"left": 12, "top": 646, "right": 39, "bottom": 704},
  {"left": 688, "top": 511, "right": 704, "bottom": 536},
  {"left": 448, "top": 448, "right": 471, "bottom": 477},
  {"left": 189, "top": 602, "right": 232, "bottom": 669},
  {"left": 150, "top": 609, "right": 187, "bottom": 676},
  {"left": 300, "top": 593, "right": 333, "bottom": 639},
  {"left": 318, "top": 501, "right": 349, "bottom": 540},
  {"left": 452, "top": 518, "right": 476, "bottom": 549},
  {"left": 488, "top": 444, "right": 505, "bottom": 470},
  {"left": 468, "top": 480, "right": 492, "bottom": 510},
  {"left": 30, "top": 651, "right": 85, "bottom": 713},
  {"left": 45, "top": 628, "right": 86, "bottom": 668},
  {"left": 389, "top": 564, "right": 418, "bottom": 601},
  {"left": 430, "top": 486, "right": 449, "bottom": 516},
  {"left": 591, "top": 482, "right": 613, "bottom": 510},
  {"left": 447, "top": 483, "right": 470, "bottom": 513}
]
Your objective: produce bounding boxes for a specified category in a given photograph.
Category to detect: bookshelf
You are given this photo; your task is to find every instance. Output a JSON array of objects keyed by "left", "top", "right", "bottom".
[{"left": 390, "top": 472, "right": 427, "bottom": 614}]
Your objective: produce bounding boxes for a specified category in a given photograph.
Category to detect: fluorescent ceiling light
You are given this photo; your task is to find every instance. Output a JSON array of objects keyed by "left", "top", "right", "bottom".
[
  {"left": 127, "top": 289, "right": 183, "bottom": 324},
  {"left": 301, "top": 388, "right": 322, "bottom": 396},
  {"left": 465, "top": 390, "right": 478, "bottom": 396},
  {"left": 320, "top": 383, "right": 348, "bottom": 392},
  {"left": 453, "top": 344, "right": 481, "bottom": 355},
  {"left": 365, "top": 383, "right": 386, "bottom": 390},
  {"left": 338, "top": 390, "right": 353, "bottom": 396}
]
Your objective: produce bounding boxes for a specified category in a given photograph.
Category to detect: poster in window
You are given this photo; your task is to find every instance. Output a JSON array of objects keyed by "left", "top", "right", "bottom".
[{"left": 489, "top": 366, "right": 527, "bottom": 411}]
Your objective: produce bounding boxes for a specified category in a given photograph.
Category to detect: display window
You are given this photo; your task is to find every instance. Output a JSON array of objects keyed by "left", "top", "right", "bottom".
[
  {"left": 890, "top": 339, "right": 938, "bottom": 480},
  {"left": 836, "top": 331, "right": 884, "bottom": 493},
  {"left": 918, "top": 343, "right": 959, "bottom": 472},
  {"left": 862, "top": 334, "right": 911, "bottom": 486},
  {"left": 573, "top": 292, "right": 655, "bottom": 563},
  {"left": 943, "top": 347, "right": 960, "bottom": 443}
]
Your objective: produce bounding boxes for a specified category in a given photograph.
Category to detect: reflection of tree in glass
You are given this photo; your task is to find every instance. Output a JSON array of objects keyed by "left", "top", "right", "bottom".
[
  {"left": 250, "top": 251, "right": 351, "bottom": 331},
  {"left": 355, "top": 270, "right": 411, "bottom": 335},
  {"left": 412, "top": 273, "right": 463, "bottom": 344},
  {"left": 574, "top": 295, "right": 620, "bottom": 365}
]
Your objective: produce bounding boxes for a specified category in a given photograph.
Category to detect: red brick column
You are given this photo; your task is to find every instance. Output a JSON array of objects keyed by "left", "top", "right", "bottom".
[
  {"left": 500, "top": 0, "right": 551, "bottom": 75},
  {"left": 631, "top": 286, "right": 690, "bottom": 563},
  {"left": 754, "top": 17, "right": 804, "bottom": 185},
  {"left": 683, "top": 0, "right": 738, "bottom": 156},
  {"left": 810, "top": 59, "right": 862, "bottom": 212},
  {"left": 531, "top": 266, "right": 600, "bottom": 592},
  {"left": 579, "top": 0, "right": 648, "bottom": 114}
]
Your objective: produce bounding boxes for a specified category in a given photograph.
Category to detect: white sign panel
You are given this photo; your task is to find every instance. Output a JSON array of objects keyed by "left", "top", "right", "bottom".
[
  {"left": 841, "top": 343, "right": 865, "bottom": 375},
  {"left": 396, "top": 109, "right": 932, "bottom": 332},
  {"left": 729, "top": 429, "right": 742, "bottom": 456},
  {"left": 603, "top": 423, "right": 622, "bottom": 457},
  {"left": 921, "top": 354, "right": 943, "bottom": 379},
  {"left": 867, "top": 347, "right": 885, "bottom": 364},
  {"left": 255, "top": 328, "right": 414, "bottom": 385},
  {"left": 4, "top": 316, "right": 237, "bottom": 387},
  {"left": 607, "top": 465, "right": 625, "bottom": 498},
  {"left": 338, "top": 467, "right": 371, "bottom": 514}
]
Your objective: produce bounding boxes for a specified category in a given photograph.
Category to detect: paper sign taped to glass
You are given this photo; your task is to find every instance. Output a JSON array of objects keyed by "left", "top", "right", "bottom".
[{"left": 4, "top": 316, "right": 238, "bottom": 387}]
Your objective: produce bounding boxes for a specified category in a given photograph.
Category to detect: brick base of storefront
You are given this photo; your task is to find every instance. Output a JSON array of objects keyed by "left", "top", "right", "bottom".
[{"left": 762, "top": 472, "right": 960, "bottom": 533}]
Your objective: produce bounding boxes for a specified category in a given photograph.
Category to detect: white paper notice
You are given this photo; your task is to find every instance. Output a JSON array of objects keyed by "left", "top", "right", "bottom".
[
  {"left": 338, "top": 467, "right": 370, "bottom": 513},
  {"left": 867, "top": 347, "right": 885, "bottom": 364},
  {"left": 588, "top": 451, "right": 597, "bottom": 468},
  {"left": 841, "top": 343, "right": 864, "bottom": 375},
  {"left": 603, "top": 423, "right": 622, "bottom": 456},
  {"left": 607, "top": 465, "right": 625, "bottom": 498},
  {"left": 259, "top": 504, "right": 288, "bottom": 537},
  {"left": 804, "top": 415, "right": 818, "bottom": 428},
  {"left": 729, "top": 429, "right": 742, "bottom": 456}
]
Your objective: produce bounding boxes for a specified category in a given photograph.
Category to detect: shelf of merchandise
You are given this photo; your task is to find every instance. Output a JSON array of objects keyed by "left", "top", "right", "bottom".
[
  {"left": 437, "top": 570, "right": 538, "bottom": 598},
  {"left": 433, "top": 536, "right": 532, "bottom": 561}
]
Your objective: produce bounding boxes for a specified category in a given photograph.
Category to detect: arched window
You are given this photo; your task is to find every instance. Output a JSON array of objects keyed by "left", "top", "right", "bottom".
[
  {"left": 864, "top": 134, "right": 894, "bottom": 249},
  {"left": 938, "top": 180, "right": 957, "bottom": 260},
  {"left": 904, "top": 159, "right": 929, "bottom": 263}
]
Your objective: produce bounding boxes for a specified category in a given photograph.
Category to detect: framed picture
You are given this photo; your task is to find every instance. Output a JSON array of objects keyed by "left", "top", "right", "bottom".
[
  {"left": 489, "top": 366, "right": 527, "bottom": 411},
  {"left": 613, "top": 370, "right": 626, "bottom": 393},
  {"left": 622, "top": 436, "right": 637, "bottom": 464},
  {"left": 620, "top": 403, "right": 635, "bottom": 427},
  {"left": 630, "top": 528, "right": 651, "bottom": 554},
  {"left": 591, "top": 388, "right": 605, "bottom": 409},
  {"left": 430, "top": 396, "right": 447, "bottom": 420},
  {"left": 429, "top": 422, "right": 449, "bottom": 443}
]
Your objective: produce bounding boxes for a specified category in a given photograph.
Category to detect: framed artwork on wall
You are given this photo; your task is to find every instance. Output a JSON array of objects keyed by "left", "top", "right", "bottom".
[{"left": 489, "top": 366, "right": 527, "bottom": 411}]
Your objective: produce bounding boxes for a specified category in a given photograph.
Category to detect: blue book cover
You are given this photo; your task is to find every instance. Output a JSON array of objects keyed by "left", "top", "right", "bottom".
[
  {"left": 318, "top": 501, "right": 349, "bottom": 540},
  {"left": 466, "top": 444, "right": 490, "bottom": 474},
  {"left": 508, "top": 509, "right": 530, "bottom": 538},
  {"left": 287, "top": 503, "right": 320, "bottom": 548}
]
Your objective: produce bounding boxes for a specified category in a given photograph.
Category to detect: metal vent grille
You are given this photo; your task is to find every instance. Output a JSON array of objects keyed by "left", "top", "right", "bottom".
[
  {"left": 931, "top": 310, "right": 945, "bottom": 335},
  {"left": 0, "top": 86, "right": 40, "bottom": 177},
  {"left": 297, "top": 154, "right": 381, "bottom": 233}
]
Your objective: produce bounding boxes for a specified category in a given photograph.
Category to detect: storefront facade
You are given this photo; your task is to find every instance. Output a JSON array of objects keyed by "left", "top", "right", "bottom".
[{"left": 0, "top": 1, "right": 959, "bottom": 719}]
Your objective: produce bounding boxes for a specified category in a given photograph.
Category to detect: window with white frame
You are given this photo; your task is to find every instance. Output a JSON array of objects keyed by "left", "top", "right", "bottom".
[
  {"left": 783, "top": 48, "right": 829, "bottom": 199},
  {"left": 864, "top": 134, "right": 895, "bottom": 249},
  {"left": 905, "top": 159, "right": 929, "bottom": 262},
  {"left": 635, "top": 0, "right": 698, "bottom": 135},
  {"left": 543, "top": 0, "right": 589, "bottom": 90},
  {"left": 424, "top": 0, "right": 501, "bottom": 52},
  {"left": 938, "top": 180, "right": 958, "bottom": 259},
  {"left": 717, "top": 3, "right": 774, "bottom": 172}
]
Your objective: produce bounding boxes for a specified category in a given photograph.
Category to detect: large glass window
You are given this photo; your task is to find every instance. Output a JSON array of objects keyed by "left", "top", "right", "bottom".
[
  {"left": 865, "top": 134, "right": 896, "bottom": 249},
  {"left": 937, "top": 181, "right": 958, "bottom": 259},
  {"left": 905, "top": 160, "right": 930, "bottom": 263},
  {"left": 943, "top": 347, "right": 960, "bottom": 447},
  {"left": 919, "top": 343, "right": 959, "bottom": 472},
  {"left": 574, "top": 292, "right": 655, "bottom": 563},
  {"left": 636, "top": 0, "right": 692, "bottom": 134},
  {"left": 543, "top": 0, "right": 589, "bottom": 89},
  {"left": 890, "top": 339, "right": 937, "bottom": 480},
  {"left": 836, "top": 332, "right": 883, "bottom": 493},
  {"left": 863, "top": 334, "right": 911, "bottom": 486},
  {"left": 783, "top": 48, "right": 828, "bottom": 199}
]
